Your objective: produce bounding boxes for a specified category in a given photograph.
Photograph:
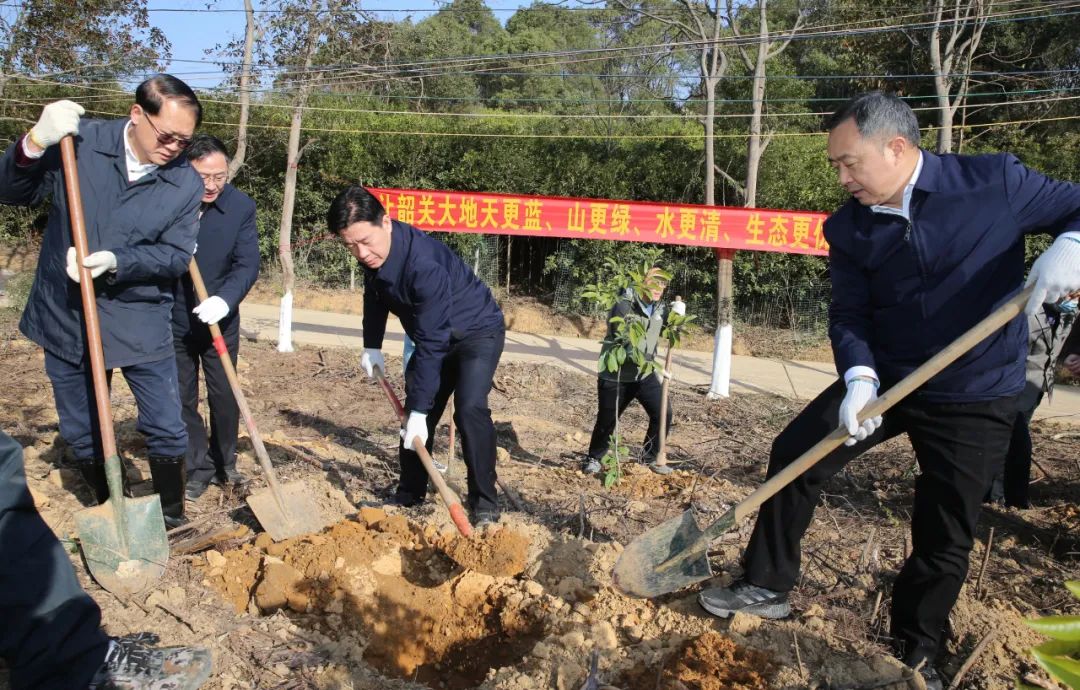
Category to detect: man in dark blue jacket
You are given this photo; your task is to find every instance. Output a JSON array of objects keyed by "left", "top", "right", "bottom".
[
  {"left": 326, "top": 186, "right": 506, "bottom": 526},
  {"left": 697, "top": 92, "right": 1080, "bottom": 688},
  {"left": 0, "top": 75, "right": 205, "bottom": 529},
  {"left": 172, "top": 135, "right": 260, "bottom": 500}
]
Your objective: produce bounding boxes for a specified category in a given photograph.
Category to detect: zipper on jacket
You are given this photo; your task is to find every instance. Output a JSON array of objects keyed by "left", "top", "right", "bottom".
[{"left": 905, "top": 220, "right": 929, "bottom": 283}]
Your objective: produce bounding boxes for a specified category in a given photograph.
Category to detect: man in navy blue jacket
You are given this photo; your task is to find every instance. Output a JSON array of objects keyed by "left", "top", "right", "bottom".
[
  {"left": 172, "top": 135, "right": 260, "bottom": 501},
  {"left": 0, "top": 75, "right": 204, "bottom": 530},
  {"left": 697, "top": 92, "right": 1080, "bottom": 688},
  {"left": 327, "top": 186, "right": 506, "bottom": 526}
]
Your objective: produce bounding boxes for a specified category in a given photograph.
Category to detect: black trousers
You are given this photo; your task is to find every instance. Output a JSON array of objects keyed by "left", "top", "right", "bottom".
[
  {"left": 987, "top": 406, "right": 1037, "bottom": 508},
  {"left": 45, "top": 350, "right": 187, "bottom": 462},
  {"left": 397, "top": 329, "right": 504, "bottom": 513},
  {"left": 742, "top": 380, "right": 1015, "bottom": 666},
  {"left": 174, "top": 324, "right": 241, "bottom": 485},
  {"left": 0, "top": 430, "right": 109, "bottom": 689},
  {"left": 587, "top": 375, "right": 673, "bottom": 462}
]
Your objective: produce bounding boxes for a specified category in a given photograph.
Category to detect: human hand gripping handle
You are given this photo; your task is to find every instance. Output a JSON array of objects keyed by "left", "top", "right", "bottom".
[
  {"left": 371, "top": 365, "right": 471, "bottom": 537},
  {"left": 400, "top": 410, "right": 429, "bottom": 450},
  {"left": 65, "top": 247, "right": 117, "bottom": 283},
  {"left": 360, "top": 348, "right": 385, "bottom": 378},
  {"left": 839, "top": 376, "right": 882, "bottom": 447},
  {"left": 28, "top": 100, "right": 84, "bottom": 151},
  {"left": 1025, "top": 235, "right": 1080, "bottom": 315},
  {"left": 192, "top": 296, "right": 230, "bottom": 325}
]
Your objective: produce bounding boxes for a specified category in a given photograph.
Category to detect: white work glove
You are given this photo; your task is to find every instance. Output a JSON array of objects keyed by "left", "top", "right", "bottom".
[
  {"left": 400, "top": 410, "right": 429, "bottom": 450},
  {"left": 28, "top": 100, "right": 85, "bottom": 150},
  {"left": 192, "top": 295, "right": 230, "bottom": 325},
  {"left": 839, "top": 377, "right": 882, "bottom": 446},
  {"left": 671, "top": 298, "right": 686, "bottom": 317},
  {"left": 1025, "top": 235, "right": 1080, "bottom": 315},
  {"left": 65, "top": 247, "right": 117, "bottom": 282},
  {"left": 360, "top": 348, "right": 385, "bottom": 378}
]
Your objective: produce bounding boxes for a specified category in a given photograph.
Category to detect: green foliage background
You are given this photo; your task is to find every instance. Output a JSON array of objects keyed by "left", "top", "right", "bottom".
[{"left": 1, "top": 0, "right": 1077, "bottom": 321}]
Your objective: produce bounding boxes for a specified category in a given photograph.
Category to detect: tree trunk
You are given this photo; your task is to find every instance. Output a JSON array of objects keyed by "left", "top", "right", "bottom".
[
  {"left": 927, "top": 0, "right": 992, "bottom": 154},
  {"left": 743, "top": 0, "right": 769, "bottom": 208},
  {"left": 928, "top": 0, "right": 953, "bottom": 153},
  {"left": 703, "top": 77, "right": 716, "bottom": 208},
  {"left": 228, "top": 0, "right": 257, "bottom": 180},
  {"left": 277, "top": 97, "right": 305, "bottom": 352},
  {"left": 277, "top": 0, "right": 324, "bottom": 352}
]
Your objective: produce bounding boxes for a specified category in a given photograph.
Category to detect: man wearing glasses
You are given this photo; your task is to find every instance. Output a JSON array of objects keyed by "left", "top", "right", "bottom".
[
  {"left": 172, "top": 135, "right": 260, "bottom": 501},
  {"left": 0, "top": 74, "right": 204, "bottom": 530}
]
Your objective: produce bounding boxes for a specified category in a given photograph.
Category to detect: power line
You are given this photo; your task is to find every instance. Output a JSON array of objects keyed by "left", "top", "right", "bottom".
[
  {"left": 16, "top": 59, "right": 1076, "bottom": 82},
  {"left": 7, "top": 85, "right": 1077, "bottom": 120},
  {"left": 14, "top": 73, "right": 1079, "bottom": 107},
  {"left": 4, "top": 92, "right": 1076, "bottom": 139},
  {"left": 209, "top": 1, "right": 1080, "bottom": 78},
  {"left": 4, "top": 0, "right": 1075, "bottom": 82}
]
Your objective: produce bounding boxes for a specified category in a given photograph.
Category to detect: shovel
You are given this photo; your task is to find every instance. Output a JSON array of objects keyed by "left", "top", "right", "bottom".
[
  {"left": 65, "top": 136, "right": 168, "bottom": 596},
  {"left": 373, "top": 366, "right": 472, "bottom": 536},
  {"left": 187, "top": 258, "right": 331, "bottom": 541},
  {"left": 613, "top": 286, "right": 1034, "bottom": 598}
]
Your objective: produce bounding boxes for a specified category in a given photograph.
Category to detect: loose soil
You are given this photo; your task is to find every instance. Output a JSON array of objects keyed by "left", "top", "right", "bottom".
[{"left": 1, "top": 287, "right": 1078, "bottom": 688}]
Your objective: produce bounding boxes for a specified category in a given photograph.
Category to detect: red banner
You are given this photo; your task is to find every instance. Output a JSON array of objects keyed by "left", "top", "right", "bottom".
[{"left": 370, "top": 187, "right": 829, "bottom": 256}]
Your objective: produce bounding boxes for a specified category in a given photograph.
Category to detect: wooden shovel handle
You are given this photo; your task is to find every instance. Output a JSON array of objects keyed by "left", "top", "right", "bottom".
[
  {"left": 722, "top": 286, "right": 1035, "bottom": 534},
  {"left": 654, "top": 345, "right": 675, "bottom": 466},
  {"left": 61, "top": 137, "right": 118, "bottom": 460},
  {"left": 188, "top": 258, "right": 288, "bottom": 514},
  {"left": 656, "top": 286, "right": 1036, "bottom": 574},
  {"left": 654, "top": 295, "right": 682, "bottom": 467},
  {"left": 373, "top": 366, "right": 472, "bottom": 537}
]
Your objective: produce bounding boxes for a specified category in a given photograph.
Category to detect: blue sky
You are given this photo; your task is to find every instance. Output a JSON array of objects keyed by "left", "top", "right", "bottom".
[{"left": 149, "top": 0, "right": 530, "bottom": 88}]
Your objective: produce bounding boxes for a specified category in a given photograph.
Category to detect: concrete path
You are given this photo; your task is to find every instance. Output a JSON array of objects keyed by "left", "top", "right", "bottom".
[{"left": 241, "top": 301, "right": 1080, "bottom": 425}]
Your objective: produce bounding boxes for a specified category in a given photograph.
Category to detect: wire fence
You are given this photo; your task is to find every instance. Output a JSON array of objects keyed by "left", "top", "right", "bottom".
[
  {"left": 286, "top": 231, "right": 830, "bottom": 340},
  {"left": 551, "top": 241, "right": 831, "bottom": 337}
]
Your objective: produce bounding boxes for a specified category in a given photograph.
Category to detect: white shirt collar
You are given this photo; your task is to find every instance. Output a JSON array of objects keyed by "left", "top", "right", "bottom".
[
  {"left": 871, "top": 151, "right": 923, "bottom": 221},
  {"left": 123, "top": 120, "right": 159, "bottom": 183}
]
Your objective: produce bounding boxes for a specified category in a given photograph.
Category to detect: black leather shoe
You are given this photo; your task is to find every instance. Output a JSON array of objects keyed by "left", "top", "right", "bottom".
[
  {"left": 210, "top": 467, "right": 249, "bottom": 488},
  {"left": 185, "top": 479, "right": 210, "bottom": 502},
  {"left": 386, "top": 491, "right": 425, "bottom": 508}
]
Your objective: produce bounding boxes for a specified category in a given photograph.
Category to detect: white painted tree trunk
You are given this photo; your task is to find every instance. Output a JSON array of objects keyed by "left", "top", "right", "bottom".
[
  {"left": 707, "top": 323, "right": 733, "bottom": 399},
  {"left": 277, "top": 291, "right": 294, "bottom": 352}
]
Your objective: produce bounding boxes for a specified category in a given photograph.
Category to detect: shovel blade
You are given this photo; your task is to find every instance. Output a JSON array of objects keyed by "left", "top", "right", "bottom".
[
  {"left": 613, "top": 509, "right": 713, "bottom": 598},
  {"left": 75, "top": 495, "right": 168, "bottom": 597},
  {"left": 246, "top": 480, "right": 337, "bottom": 542}
]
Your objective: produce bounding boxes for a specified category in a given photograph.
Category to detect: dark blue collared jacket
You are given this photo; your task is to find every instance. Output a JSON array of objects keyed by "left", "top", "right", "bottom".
[
  {"left": 0, "top": 119, "right": 202, "bottom": 368},
  {"left": 826, "top": 151, "right": 1080, "bottom": 402},
  {"left": 362, "top": 221, "right": 504, "bottom": 412},
  {"left": 172, "top": 184, "right": 260, "bottom": 336}
]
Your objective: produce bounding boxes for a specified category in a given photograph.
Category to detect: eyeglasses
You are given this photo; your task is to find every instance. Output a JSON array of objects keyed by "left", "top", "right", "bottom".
[
  {"left": 143, "top": 112, "right": 193, "bottom": 150},
  {"left": 199, "top": 172, "right": 228, "bottom": 184}
]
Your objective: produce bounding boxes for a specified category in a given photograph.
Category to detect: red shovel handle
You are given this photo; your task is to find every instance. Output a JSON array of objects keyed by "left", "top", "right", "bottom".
[{"left": 374, "top": 367, "right": 471, "bottom": 537}]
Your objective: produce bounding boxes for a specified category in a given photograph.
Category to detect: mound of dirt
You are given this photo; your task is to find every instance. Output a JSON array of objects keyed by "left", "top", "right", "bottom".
[
  {"left": 436, "top": 526, "right": 531, "bottom": 577},
  {"left": 619, "top": 630, "right": 776, "bottom": 690}
]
